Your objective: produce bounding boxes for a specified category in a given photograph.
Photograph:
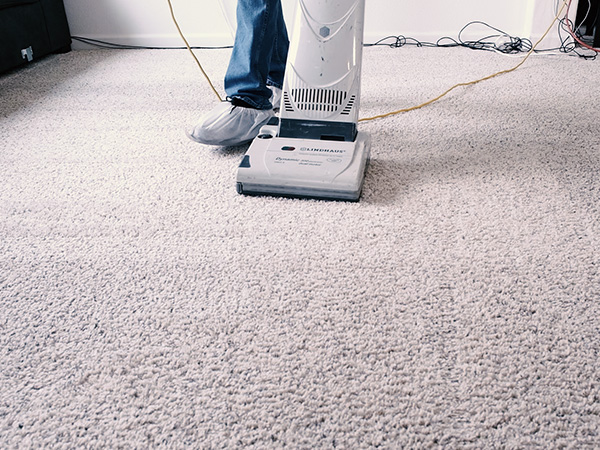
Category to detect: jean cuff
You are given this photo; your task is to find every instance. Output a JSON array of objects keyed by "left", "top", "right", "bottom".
[
  {"left": 228, "top": 95, "right": 271, "bottom": 111},
  {"left": 266, "top": 79, "right": 283, "bottom": 90}
]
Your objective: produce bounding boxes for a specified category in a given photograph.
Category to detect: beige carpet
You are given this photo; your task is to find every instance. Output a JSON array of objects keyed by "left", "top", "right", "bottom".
[{"left": 1, "top": 47, "right": 599, "bottom": 447}]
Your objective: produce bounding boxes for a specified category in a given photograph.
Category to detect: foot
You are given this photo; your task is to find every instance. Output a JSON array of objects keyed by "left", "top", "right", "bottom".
[{"left": 187, "top": 101, "right": 275, "bottom": 146}]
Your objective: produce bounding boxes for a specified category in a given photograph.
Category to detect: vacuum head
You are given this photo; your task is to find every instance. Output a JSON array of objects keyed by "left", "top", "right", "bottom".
[
  {"left": 236, "top": 0, "right": 370, "bottom": 201},
  {"left": 236, "top": 119, "right": 370, "bottom": 201}
]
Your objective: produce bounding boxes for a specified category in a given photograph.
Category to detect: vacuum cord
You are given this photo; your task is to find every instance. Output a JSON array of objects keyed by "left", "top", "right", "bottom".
[
  {"left": 172, "top": 0, "right": 577, "bottom": 121},
  {"left": 167, "top": 0, "right": 223, "bottom": 102},
  {"left": 359, "top": 0, "right": 571, "bottom": 122}
]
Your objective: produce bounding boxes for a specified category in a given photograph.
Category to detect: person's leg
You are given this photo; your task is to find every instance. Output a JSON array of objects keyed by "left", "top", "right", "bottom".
[
  {"left": 188, "top": 0, "right": 289, "bottom": 146},
  {"left": 265, "top": 0, "right": 289, "bottom": 109},
  {"left": 266, "top": 0, "right": 289, "bottom": 91},
  {"left": 225, "top": 0, "right": 288, "bottom": 110}
]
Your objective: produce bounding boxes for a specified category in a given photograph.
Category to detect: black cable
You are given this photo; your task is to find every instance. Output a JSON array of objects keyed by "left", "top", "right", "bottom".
[
  {"left": 557, "top": 17, "right": 597, "bottom": 59},
  {"left": 72, "top": 17, "right": 596, "bottom": 60},
  {"left": 365, "top": 19, "right": 595, "bottom": 59},
  {"left": 457, "top": 21, "right": 533, "bottom": 54},
  {"left": 71, "top": 36, "right": 232, "bottom": 50}
]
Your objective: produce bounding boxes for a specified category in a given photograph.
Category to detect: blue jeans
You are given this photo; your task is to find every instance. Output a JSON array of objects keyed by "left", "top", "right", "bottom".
[{"left": 224, "top": 0, "right": 289, "bottom": 110}]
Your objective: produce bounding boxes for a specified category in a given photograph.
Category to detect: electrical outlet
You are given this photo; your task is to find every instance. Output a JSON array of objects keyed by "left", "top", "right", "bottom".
[{"left": 21, "top": 47, "right": 34, "bottom": 62}]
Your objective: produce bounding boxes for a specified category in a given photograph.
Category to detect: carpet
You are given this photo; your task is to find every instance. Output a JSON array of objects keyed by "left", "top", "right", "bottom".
[{"left": 1, "top": 47, "right": 599, "bottom": 447}]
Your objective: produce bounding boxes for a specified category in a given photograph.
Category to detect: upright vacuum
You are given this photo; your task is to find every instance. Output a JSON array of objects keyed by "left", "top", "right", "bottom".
[{"left": 236, "top": 0, "right": 370, "bottom": 201}]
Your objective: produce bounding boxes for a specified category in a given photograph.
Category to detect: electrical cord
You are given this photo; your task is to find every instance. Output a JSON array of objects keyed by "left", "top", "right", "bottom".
[
  {"left": 358, "top": 0, "right": 571, "bottom": 123},
  {"left": 364, "top": 17, "right": 593, "bottom": 57},
  {"left": 166, "top": 0, "right": 223, "bottom": 101},
  {"left": 574, "top": 0, "right": 593, "bottom": 35},
  {"left": 564, "top": 0, "right": 600, "bottom": 52},
  {"left": 553, "top": 0, "right": 599, "bottom": 58},
  {"left": 71, "top": 36, "right": 232, "bottom": 50}
]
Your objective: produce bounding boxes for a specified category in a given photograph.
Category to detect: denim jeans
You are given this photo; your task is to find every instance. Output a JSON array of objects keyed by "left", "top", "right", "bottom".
[{"left": 224, "top": 0, "right": 289, "bottom": 110}]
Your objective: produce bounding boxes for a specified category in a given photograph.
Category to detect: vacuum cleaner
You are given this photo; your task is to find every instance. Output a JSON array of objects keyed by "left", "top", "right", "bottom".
[{"left": 236, "top": 0, "right": 370, "bottom": 201}]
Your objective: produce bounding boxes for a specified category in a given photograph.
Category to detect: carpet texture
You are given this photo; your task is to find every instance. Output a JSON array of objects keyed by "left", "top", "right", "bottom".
[{"left": 1, "top": 47, "right": 599, "bottom": 448}]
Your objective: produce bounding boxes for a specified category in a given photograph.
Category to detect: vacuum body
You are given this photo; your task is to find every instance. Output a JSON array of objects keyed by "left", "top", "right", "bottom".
[{"left": 236, "top": 0, "right": 370, "bottom": 201}]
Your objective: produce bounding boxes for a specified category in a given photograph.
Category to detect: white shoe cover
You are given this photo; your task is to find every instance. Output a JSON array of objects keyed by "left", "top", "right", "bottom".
[{"left": 187, "top": 102, "right": 274, "bottom": 146}]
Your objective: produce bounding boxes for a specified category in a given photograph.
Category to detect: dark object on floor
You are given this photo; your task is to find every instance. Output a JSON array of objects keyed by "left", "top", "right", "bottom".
[{"left": 0, "top": 0, "right": 71, "bottom": 74}]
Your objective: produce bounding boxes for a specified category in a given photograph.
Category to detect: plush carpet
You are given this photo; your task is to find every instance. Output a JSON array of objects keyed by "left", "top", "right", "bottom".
[{"left": 1, "top": 46, "right": 599, "bottom": 447}]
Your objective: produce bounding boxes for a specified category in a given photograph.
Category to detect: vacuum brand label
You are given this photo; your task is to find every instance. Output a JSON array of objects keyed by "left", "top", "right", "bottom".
[{"left": 300, "top": 147, "right": 346, "bottom": 154}]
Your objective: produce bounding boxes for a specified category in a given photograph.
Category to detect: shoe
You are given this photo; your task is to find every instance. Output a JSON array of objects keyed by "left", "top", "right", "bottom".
[
  {"left": 187, "top": 101, "right": 275, "bottom": 146},
  {"left": 269, "top": 86, "right": 282, "bottom": 112}
]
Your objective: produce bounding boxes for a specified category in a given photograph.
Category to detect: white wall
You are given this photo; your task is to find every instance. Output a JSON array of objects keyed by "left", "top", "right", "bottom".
[{"left": 63, "top": 0, "right": 578, "bottom": 50}]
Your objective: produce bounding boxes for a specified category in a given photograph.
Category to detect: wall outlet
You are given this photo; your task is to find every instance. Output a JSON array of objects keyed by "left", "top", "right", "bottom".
[{"left": 21, "top": 46, "right": 34, "bottom": 62}]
